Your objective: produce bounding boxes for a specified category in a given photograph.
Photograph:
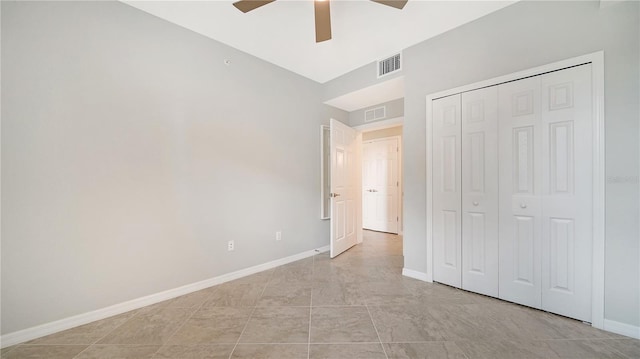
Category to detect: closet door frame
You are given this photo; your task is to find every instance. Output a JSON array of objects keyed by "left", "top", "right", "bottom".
[{"left": 425, "top": 51, "right": 605, "bottom": 330}]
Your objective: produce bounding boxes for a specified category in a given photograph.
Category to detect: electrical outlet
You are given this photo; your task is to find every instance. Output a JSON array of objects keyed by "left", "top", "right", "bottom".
[
  {"left": 276, "top": 231, "right": 282, "bottom": 241},
  {"left": 227, "top": 240, "right": 234, "bottom": 251}
]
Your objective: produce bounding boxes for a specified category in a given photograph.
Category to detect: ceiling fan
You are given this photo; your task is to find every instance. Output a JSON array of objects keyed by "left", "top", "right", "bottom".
[{"left": 232, "top": 0, "right": 408, "bottom": 43}]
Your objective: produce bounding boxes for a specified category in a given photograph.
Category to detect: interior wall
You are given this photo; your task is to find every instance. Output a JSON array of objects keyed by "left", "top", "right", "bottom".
[
  {"left": 1, "top": 1, "right": 338, "bottom": 334},
  {"left": 324, "top": 0, "right": 640, "bottom": 328}
]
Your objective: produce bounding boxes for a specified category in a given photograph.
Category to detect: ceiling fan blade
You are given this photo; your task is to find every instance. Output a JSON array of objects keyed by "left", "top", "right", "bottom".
[
  {"left": 233, "top": 0, "right": 275, "bottom": 13},
  {"left": 371, "top": 0, "right": 408, "bottom": 10},
  {"left": 314, "top": 0, "right": 332, "bottom": 43}
]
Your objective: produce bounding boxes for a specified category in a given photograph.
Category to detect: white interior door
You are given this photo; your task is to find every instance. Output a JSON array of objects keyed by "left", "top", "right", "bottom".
[
  {"left": 498, "top": 76, "right": 543, "bottom": 309},
  {"left": 432, "top": 94, "right": 462, "bottom": 288},
  {"left": 461, "top": 86, "right": 499, "bottom": 297},
  {"left": 362, "top": 138, "right": 399, "bottom": 234},
  {"left": 330, "top": 119, "right": 359, "bottom": 258},
  {"left": 540, "top": 65, "right": 592, "bottom": 322}
]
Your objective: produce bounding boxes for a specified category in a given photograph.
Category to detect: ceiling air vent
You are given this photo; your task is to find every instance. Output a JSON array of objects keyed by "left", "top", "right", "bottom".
[
  {"left": 377, "top": 52, "right": 402, "bottom": 78},
  {"left": 364, "top": 106, "right": 386, "bottom": 122}
]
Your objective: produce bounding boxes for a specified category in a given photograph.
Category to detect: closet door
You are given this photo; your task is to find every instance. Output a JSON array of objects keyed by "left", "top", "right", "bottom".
[
  {"left": 432, "top": 94, "right": 462, "bottom": 288},
  {"left": 540, "top": 65, "right": 593, "bottom": 322},
  {"left": 461, "top": 87, "right": 499, "bottom": 297},
  {"left": 498, "top": 76, "right": 543, "bottom": 309}
]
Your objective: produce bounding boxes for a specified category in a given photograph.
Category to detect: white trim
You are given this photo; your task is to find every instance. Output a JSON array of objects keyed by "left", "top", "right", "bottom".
[
  {"left": 398, "top": 136, "right": 404, "bottom": 236},
  {"left": 402, "top": 268, "right": 429, "bottom": 282},
  {"left": 320, "top": 125, "right": 330, "bottom": 220},
  {"left": 425, "top": 97, "right": 434, "bottom": 282},
  {"left": 352, "top": 116, "right": 403, "bottom": 132},
  {"left": 590, "top": 51, "right": 606, "bottom": 330},
  {"left": 425, "top": 51, "right": 605, "bottom": 329},
  {"left": 603, "top": 319, "right": 640, "bottom": 339},
  {"left": 0, "top": 245, "right": 330, "bottom": 348},
  {"left": 356, "top": 131, "right": 364, "bottom": 245}
]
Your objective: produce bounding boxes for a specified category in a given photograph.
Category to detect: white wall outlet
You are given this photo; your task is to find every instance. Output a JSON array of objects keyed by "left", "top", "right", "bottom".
[
  {"left": 227, "top": 240, "right": 234, "bottom": 251},
  {"left": 276, "top": 231, "right": 282, "bottom": 241}
]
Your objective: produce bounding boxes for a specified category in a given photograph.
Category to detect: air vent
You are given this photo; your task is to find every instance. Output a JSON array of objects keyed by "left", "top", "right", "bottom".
[
  {"left": 377, "top": 52, "right": 402, "bottom": 78},
  {"left": 364, "top": 106, "right": 386, "bottom": 122}
]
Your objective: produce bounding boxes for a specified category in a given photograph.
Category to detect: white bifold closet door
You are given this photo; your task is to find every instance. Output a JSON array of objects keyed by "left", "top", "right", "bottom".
[
  {"left": 498, "top": 64, "right": 593, "bottom": 322},
  {"left": 497, "top": 75, "right": 544, "bottom": 309},
  {"left": 461, "top": 86, "right": 499, "bottom": 297},
  {"left": 433, "top": 64, "right": 593, "bottom": 322},
  {"left": 433, "top": 94, "right": 462, "bottom": 288},
  {"left": 433, "top": 88, "right": 500, "bottom": 296}
]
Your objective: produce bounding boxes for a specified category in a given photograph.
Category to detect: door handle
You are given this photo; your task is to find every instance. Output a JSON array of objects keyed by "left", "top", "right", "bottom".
[
  {"left": 473, "top": 201, "right": 479, "bottom": 206},
  {"left": 371, "top": 189, "right": 378, "bottom": 192},
  {"left": 520, "top": 203, "right": 527, "bottom": 209},
  {"left": 331, "top": 193, "right": 341, "bottom": 198}
]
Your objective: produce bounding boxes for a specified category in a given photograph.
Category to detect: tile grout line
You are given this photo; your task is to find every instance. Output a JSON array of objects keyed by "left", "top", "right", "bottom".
[
  {"left": 99, "top": 286, "right": 221, "bottom": 357},
  {"left": 71, "top": 285, "right": 223, "bottom": 359},
  {"left": 154, "top": 290, "right": 216, "bottom": 358},
  {"left": 70, "top": 306, "right": 155, "bottom": 359},
  {"left": 227, "top": 268, "right": 275, "bottom": 359},
  {"left": 365, "top": 304, "right": 389, "bottom": 359}
]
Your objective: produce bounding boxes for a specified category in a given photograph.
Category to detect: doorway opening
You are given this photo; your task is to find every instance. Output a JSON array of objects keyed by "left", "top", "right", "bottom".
[
  {"left": 361, "top": 125, "right": 403, "bottom": 236},
  {"left": 324, "top": 120, "right": 404, "bottom": 259}
]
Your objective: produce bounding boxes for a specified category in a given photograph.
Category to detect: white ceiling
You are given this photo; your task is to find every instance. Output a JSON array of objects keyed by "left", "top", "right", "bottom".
[{"left": 123, "top": 0, "right": 517, "bottom": 84}]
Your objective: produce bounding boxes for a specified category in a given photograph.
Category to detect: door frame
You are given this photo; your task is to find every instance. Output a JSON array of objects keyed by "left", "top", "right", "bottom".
[
  {"left": 425, "top": 51, "right": 605, "bottom": 329},
  {"left": 362, "top": 135, "right": 403, "bottom": 235}
]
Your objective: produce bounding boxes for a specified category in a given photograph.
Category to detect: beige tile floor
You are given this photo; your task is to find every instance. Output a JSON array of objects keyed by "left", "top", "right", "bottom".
[{"left": 3, "top": 230, "right": 640, "bottom": 359}]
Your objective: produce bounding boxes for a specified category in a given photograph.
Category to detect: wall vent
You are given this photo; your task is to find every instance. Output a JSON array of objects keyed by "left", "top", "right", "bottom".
[
  {"left": 364, "top": 106, "right": 386, "bottom": 122},
  {"left": 377, "top": 52, "right": 402, "bottom": 78}
]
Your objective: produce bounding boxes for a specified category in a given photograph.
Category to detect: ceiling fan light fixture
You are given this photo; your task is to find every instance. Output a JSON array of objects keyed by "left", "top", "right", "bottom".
[
  {"left": 232, "top": 0, "right": 275, "bottom": 13},
  {"left": 370, "top": 0, "right": 408, "bottom": 10},
  {"left": 314, "top": 0, "right": 332, "bottom": 43},
  {"left": 233, "top": 0, "right": 408, "bottom": 43}
]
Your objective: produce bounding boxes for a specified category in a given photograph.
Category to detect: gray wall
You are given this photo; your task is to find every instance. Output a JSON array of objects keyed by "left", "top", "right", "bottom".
[
  {"left": 1, "top": 1, "right": 337, "bottom": 334},
  {"left": 349, "top": 98, "right": 404, "bottom": 127},
  {"left": 326, "top": 0, "right": 640, "bottom": 327}
]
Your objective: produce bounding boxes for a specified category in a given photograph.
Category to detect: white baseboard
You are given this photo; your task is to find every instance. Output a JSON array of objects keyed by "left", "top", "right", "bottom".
[
  {"left": 0, "top": 245, "right": 330, "bottom": 348},
  {"left": 603, "top": 318, "right": 640, "bottom": 339},
  {"left": 402, "top": 267, "right": 430, "bottom": 282}
]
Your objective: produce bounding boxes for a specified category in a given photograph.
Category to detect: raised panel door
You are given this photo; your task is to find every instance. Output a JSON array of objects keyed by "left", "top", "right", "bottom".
[
  {"left": 330, "top": 119, "right": 359, "bottom": 258},
  {"left": 362, "top": 138, "right": 399, "bottom": 233},
  {"left": 498, "top": 76, "right": 543, "bottom": 309},
  {"left": 433, "top": 94, "right": 462, "bottom": 288},
  {"left": 461, "top": 86, "right": 499, "bottom": 297},
  {"left": 540, "top": 65, "right": 593, "bottom": 322}
]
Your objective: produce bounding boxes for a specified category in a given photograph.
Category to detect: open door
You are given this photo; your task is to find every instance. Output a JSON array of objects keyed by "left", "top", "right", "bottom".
[{"left": 330, "top": 119, "right": 360, "bottom": 258}]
